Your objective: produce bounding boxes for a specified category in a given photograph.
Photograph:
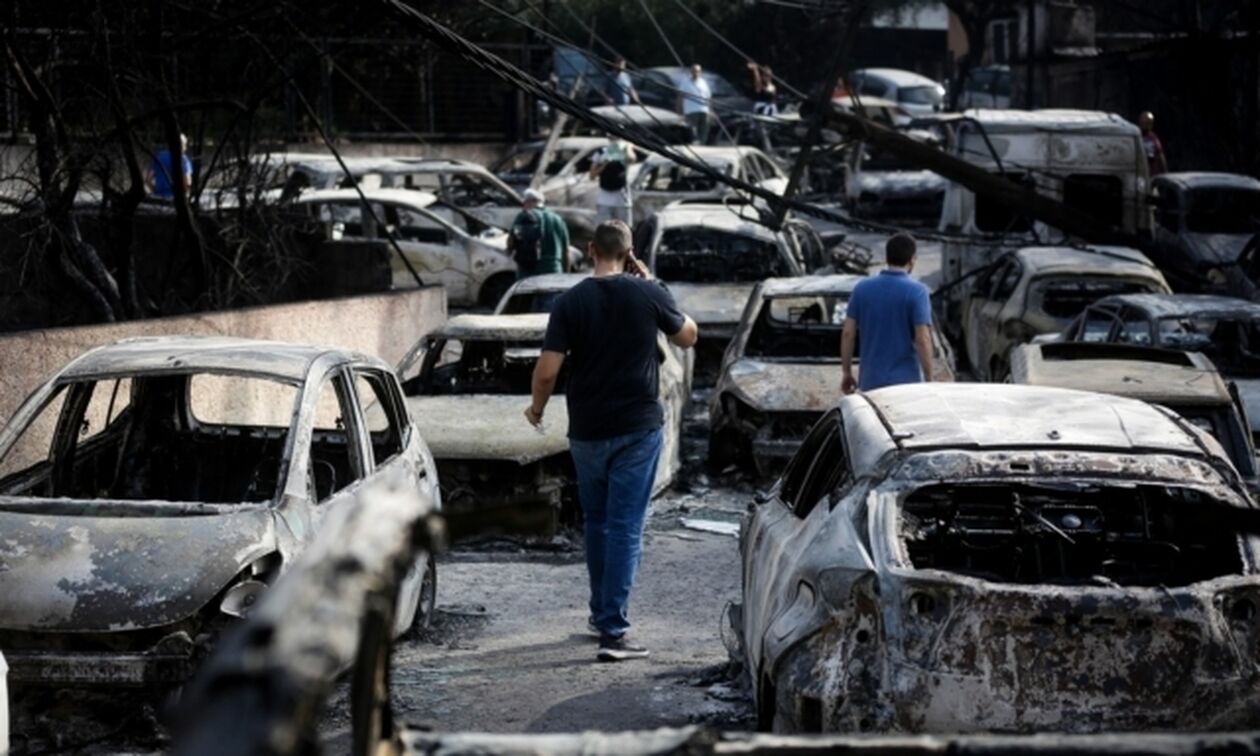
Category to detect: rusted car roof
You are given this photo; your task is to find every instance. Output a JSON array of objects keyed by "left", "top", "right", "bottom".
[
  {"left": 863, "top": 383, "right": 1204, "bottom": 454},
  {"left": 433, "top": 313, "right": 550, "bottom": 341},
  {"left": 1014, "top": 246, "right": 1159, "bottom": 276},
  {"left": 58, "top": 336, "right": 371, "bottom": 382},
  {"left": 759, "top": 275, "right": 865, "bottom": 298},
  {"left": 1098, "top": 292, "right": 1260, "bottom": 319},
  {"left": 1011, "top": 343, "right": 1232, "bottom": 406}
]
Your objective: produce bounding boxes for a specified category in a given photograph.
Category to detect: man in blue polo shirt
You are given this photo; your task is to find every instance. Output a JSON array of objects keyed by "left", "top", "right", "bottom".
[{"left": 841, "top": 233, "right": 933, "bottom": 393}]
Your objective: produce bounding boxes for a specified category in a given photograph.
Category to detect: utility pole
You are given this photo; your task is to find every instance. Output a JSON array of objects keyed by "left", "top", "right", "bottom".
[{"left": 1025, "top": 0, "right": 1036, "bottom": 108}]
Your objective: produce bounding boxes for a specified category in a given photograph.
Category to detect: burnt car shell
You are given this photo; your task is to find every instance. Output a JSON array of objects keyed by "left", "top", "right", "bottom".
[
  {"left": 710, "top": 276, "right": 954, "bottom": 477},
  {"left": 740, "top": 383, "right": 1260, "bottom": 734},
  {"left": 0, "top": 337, "right": 439, "bottom": 686}
]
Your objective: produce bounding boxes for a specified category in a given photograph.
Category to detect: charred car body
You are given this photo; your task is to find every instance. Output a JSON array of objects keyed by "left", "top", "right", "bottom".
[
  {"left": 397, "top": 314, "right": 686, "bottom": 536},
  {"left": 630, "top": 146, "right": 787, "bottom": 221},
  {"left": 1148, "top": 172, "right": 1260, "bottom": 296},
  {"left": 1010, "top": 341, "right": 1257, "bottom": 487},
  {"left": 0, "top": 337, "right": 439, "bottom": 686},
  {"left": 961, "top": 246, "right": 1170, "bottom": 380},
  {"left": 636, "top": 201, "right": 815, "bottom": 380},
  {"left": 1050, "top": 293, "right": 1260, "bottom": 448},
  {"left": 709, "top": 275, "right": 954, "bottom": 477},
  {"left": 737, "top": 382, "right": 1260, "bottom": 734}
]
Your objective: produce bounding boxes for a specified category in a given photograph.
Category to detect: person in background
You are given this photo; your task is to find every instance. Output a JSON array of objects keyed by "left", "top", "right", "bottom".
[
  {"left": 508, "top": 188, "right": 569, "bottom": 280},
  {"left": 605, "top": 58, "right": 640, "bottom": 106},
  {"left": 841, "top": 233, "right": 933, "bottom": 394},
  {"left": 748, "top": 62, "right": 778, "bottom": 116},
  {"left": 526, "top": 220, "right": 698, "bottom": 662},
  {"left": 1139, "top": 111, "right": 1169, "bottom": 175},
  {"left": 676, "top": 64, "right": 713, "bottom": 144},
  {"left": 589, "top": 137, "right": 637, "bottom": 225},
  {"left": 145, "top": 133, "right": 192, "bottom": 199}
]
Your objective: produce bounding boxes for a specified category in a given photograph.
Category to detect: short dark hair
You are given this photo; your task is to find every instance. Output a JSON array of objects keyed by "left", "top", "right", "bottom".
[
  {"left": 886, "top": 233, "right": 916, "bottom": 266},
  {"left": 592, "top": 220, "right": 632, "bottom": 261}
]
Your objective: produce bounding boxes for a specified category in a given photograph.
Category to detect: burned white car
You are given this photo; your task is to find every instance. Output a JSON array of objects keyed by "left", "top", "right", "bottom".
[
  {"left": 398, "top": 314, "right": 686, "bottom": 536},
  {"left": 709, "top": 275, "right": 954, "bottom": 476},
  {"left": 738, "top": 382, "right": 1260, "bottom": 733},
  {"left": 295, "top": 187, "right": 520, "bottom": 307},
  {"left": 636, "top": 201, "right": 813, "bottom": 379},
  {"left": 0, "top": 337, "right": 439, "bottom": 687},
  {"left": 962, "top": 246, "right": 1170, "bottom": 380},
  {"left": 631, "top": 145, "right": 787, "bottom": 221}
]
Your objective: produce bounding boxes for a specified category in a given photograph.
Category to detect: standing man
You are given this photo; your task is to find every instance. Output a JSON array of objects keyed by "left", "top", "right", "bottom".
[
  {"left": 526, "top": 220, "right": 698, "bottom": 661},
  {"left": 508, "top": 188, "right": 570, "bottom": 279},
  {"left": 677, "top": 64, "right": 713, "bottom": 144},
  {"left": 589, "top": 137, "right": 636, "bottom": 225},
  {"left": 841, "top": 233, "right": 933, "bottom": 393},
  {"left": 1139, "top": 111, "right": 1169, "bottom": 175},
  {"left": 605, "top": 58, "right": 640, "bottom": 106},
  {"left": 145, "top": 133, "right": 192, "bottom": 199}
]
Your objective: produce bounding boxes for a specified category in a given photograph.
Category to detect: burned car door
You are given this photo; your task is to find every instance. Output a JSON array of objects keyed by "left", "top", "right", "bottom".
[
  {"left": 964, "top": 256, "right": 1021, "bottom": 375},
  {"left": 744, "top": 412, "right": 853, "bottom": 679},
  {"left": 383, "top": 202, "right": 472, "bottom": 303},
  {"left": 299, "top": 369, "right": 371, "bottom": 536}
]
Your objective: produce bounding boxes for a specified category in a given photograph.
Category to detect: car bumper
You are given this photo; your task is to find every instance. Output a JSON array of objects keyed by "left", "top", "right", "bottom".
[{"left": 4, "top": 649, "right": 194, "bottom": 686}]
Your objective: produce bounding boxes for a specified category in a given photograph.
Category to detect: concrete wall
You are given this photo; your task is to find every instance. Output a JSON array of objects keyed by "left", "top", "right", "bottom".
[{"left": 0, "top": 285, "right": 447, "bottom": 427}]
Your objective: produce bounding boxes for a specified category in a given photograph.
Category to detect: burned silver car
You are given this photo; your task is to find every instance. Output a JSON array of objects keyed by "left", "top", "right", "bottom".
[
  {"left": 0, "top": 337, "right": 440, "bottom": 687},
  {"left": 738, "top": 383, "right": 1260, "bottom": 733},
  {"left": 636, "top": 200, "right": 814, "bottom": 380},
  {"left": 397, "top": 314, "right": 686, "bottom": 536},
  {"left": 709, "top": 275, "right": 954, "bottom": 476},
  {"left": 1149, "top": 172, "right": 1260, "bottom": 295},
  {"left": 962, "top": 246, "right": 1169, "bottom": 380}
]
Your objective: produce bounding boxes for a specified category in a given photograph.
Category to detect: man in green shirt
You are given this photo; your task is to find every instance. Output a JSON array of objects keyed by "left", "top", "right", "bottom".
[{"left": 508, "top": 188, "right": 571, "bottom": 279}]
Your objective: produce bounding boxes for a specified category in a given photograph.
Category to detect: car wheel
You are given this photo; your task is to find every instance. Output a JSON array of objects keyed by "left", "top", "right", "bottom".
[{"left": 394, "top": 552, "right": 437, "bottom": 636}]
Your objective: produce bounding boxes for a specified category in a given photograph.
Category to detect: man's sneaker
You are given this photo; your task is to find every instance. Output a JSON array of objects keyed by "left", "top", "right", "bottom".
[
  {"left": 587, "top": 615, "right": 598, "bottom": 635},
  {"left": 597, "top": 634, "right": 649, "bottom": 661}
]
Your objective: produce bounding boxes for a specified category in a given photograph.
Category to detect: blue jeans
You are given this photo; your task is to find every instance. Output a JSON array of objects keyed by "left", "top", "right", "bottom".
[{"left": 569, "top": 427, "right": 663, "bottom": 638}]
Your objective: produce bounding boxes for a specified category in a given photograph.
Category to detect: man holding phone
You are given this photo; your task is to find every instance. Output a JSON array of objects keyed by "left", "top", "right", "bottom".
[{"left": 526, "top": 220, "right": 698, "bottom": 661}]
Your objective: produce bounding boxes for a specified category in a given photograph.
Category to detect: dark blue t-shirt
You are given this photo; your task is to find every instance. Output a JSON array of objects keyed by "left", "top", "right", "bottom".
[
  {"left": 846, "top": 269, "right": 932, "bottom": 390},
  {"left": 543, "top": 275, "right": 686, "bottom": 440},
  {"left": 152, "top": 149, "right": 192, "bottom": 199}
]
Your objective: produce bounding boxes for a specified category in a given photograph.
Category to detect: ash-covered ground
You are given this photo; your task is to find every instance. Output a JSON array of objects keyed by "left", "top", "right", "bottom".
[{"left": 316, "top": 388, "right": 757, "bottom": 749}]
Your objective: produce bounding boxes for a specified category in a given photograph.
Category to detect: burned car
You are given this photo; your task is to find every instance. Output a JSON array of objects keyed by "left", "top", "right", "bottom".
[
  {"left": 0, "top": 337, "right": 439, "bottom": 687},
  {"left": 843, "top": 133, "right": 946, "bottom": 225},
  {"left": 962, "top": 246, "right": 1170, "bottom": 380},
  {"left": 631, "top": 145, "right": 787, "bottom": 221},
  {"left": 1052, "top": 293, "right": 1260, "bottom": 447},
  {"left": 1010, "top": 341, "right": 1257, "bottom": 486},
  {"left": 636, "top": 201, "right": 813, "bottom": 379},
  {"left": 1149, "top": 172, "right": 1260, "bottom": 295},
  {"left": 737, "top": 382, "right": 1260, "bottom": 734},
  {"left": 295, "top": 187, "right": 520, "bottom": 307},
  {"left": 709, "top": 275, "right": 954, "bottom": 476},
  {"left": 397, "top": 314, "right": 686, "bottom": 536}
]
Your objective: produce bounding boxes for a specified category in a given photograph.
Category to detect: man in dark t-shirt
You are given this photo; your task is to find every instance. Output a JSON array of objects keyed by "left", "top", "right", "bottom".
[{"left": 526, "top": 220, "right": 698, "bottom": 661}]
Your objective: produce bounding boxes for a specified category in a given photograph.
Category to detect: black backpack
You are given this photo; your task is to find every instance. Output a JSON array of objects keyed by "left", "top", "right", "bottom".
[
  {"left": 512, "top": 209, "right": 543, "bottom": 269},
  {"left": 599, "top": 159, "right": 627, "bottom": 191}
]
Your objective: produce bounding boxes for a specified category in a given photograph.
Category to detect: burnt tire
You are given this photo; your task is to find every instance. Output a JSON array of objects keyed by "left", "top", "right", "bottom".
[
  {"left": 411, "top": 553, "right": 437, "bottom": 632},
  {"left": 351, "top": 597, "right": 395, "bottom": 756}
]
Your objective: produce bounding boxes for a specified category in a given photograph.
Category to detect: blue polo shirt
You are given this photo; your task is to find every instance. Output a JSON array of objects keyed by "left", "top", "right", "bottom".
[{"left": 846, "top": 269, "right": 932, "bottom": 390}]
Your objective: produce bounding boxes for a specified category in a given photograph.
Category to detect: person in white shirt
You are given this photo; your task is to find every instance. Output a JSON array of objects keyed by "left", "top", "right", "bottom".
[
  {"left": 589, "top": 138, "right": 637, "bottom": 224},
  {"left": 676, "top": 64, "right": 712, "bottom": 144}
]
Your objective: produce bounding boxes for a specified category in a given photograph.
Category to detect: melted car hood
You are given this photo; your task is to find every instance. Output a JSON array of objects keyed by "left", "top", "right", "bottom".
[
  {"left": 668, "top": 283, "right": 757, "bottom": 326},
  {"left": 406, "top": 395, "right": 570, "bottom": 464},
  {"left": 0, "top": 505, "right": 275, "bottom": 631},
  {"left": 727, "top": 360, "right": 840, "bottom": 412}
]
